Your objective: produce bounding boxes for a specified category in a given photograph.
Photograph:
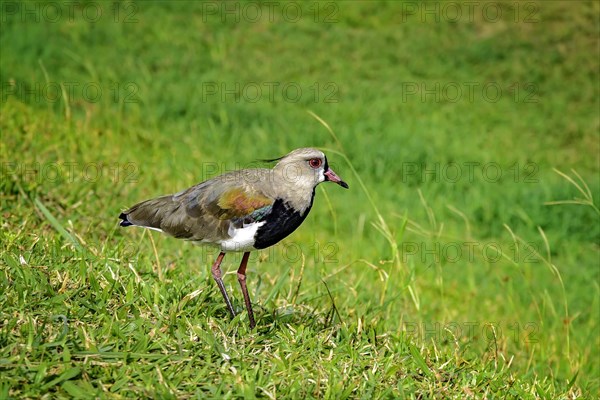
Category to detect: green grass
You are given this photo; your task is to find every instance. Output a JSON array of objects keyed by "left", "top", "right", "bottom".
[{"left": 1, "top": 0, "right": 599, "bottom": 398}]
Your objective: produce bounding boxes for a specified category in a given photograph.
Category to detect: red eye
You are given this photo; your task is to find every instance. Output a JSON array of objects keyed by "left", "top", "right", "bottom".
[{"left": 309, "top": 158, "right": 322, "bottom": 168}]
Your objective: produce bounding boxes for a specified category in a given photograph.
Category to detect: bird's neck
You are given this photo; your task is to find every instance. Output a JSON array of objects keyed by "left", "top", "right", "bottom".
[{"left": 271, "top": 170, "right": 317, "bottom": 214}]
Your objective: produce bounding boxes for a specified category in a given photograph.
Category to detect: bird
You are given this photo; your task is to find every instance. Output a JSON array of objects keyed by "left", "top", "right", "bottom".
[{"left": 118, "top": 147, "right": 348, "bottom": 328}]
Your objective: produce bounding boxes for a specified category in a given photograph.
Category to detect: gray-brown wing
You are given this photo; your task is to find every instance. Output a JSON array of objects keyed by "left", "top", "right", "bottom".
[{"left": 119, "top": 170, "right": 274, "bottom": 243}]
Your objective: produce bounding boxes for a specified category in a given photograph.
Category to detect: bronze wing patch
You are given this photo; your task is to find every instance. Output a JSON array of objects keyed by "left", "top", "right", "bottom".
[{"left": 213, "top": 187, "right": 273, "bottom": 220}]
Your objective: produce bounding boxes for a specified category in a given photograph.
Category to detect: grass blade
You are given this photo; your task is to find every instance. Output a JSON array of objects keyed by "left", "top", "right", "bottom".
[{"left": 34, "top": 198, "right": 83, "bottom": 252}]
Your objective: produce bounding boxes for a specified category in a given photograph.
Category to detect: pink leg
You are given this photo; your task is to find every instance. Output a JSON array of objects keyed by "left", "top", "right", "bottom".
[
  {"left": 237, "top": 252, "right": 256, "bottom": 329},
  {"left": 211, "top": 252, "right": 235, "bottom": 318}
]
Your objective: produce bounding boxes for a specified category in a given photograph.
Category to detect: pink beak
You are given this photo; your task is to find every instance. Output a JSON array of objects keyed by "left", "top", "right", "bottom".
[{"left": 324, "top": 168, "right": 349, "bottom": 189}]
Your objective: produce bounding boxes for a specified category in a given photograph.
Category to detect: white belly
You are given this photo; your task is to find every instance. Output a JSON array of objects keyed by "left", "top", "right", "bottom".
[{"left": 218, "top": 221, "right": 265, "bottom": 252}]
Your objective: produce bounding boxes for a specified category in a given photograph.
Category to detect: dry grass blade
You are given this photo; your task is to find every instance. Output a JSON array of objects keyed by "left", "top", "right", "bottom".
[{"left": 544, "top": 168, "right": 599, "bottom": 215}]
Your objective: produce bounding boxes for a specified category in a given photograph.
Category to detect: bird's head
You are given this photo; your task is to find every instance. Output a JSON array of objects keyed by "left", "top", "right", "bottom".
[{"left": 272, "top": 147, "right": 349, "bottom": 190}]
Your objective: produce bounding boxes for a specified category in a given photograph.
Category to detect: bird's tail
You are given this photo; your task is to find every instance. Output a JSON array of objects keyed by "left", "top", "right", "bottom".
[
  {"left": 118, "top": 195, "right": 175, "bottom": 231},
  {"left": 118, "top": 212, "right": 134, "bottom": 227}
]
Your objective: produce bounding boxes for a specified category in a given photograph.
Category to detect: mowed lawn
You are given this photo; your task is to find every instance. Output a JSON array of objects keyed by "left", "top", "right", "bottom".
[{"left": 1, "top": 1, "right": 598, "bottom": 398}]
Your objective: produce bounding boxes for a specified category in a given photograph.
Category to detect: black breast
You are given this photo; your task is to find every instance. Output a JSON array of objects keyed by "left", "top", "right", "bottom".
[{"left": 253, "top": 192, "right": 314, "bottom": 250}]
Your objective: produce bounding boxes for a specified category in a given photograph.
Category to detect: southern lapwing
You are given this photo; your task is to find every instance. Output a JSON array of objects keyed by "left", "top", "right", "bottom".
[{"left": 119, "top": 148, "right": 348, "bottom": 328}]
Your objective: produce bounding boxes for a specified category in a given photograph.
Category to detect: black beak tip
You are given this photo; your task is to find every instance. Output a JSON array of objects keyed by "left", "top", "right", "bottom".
[{"left": 339, "top": 181, "right": 349, "bottom": 189}]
